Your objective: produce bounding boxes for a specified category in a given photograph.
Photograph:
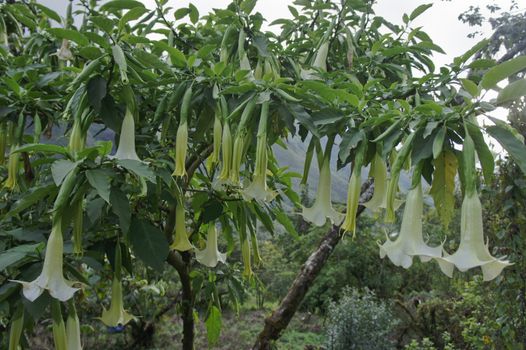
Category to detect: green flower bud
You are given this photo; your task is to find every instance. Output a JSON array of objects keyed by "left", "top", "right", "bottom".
[{"left": 171, "top": 201, "right": 193, "bottom": 252}]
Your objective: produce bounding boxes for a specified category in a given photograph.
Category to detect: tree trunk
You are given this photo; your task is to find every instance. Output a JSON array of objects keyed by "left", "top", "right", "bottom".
[{"left": 252, "top": 181, "right": 374, "bottom": 350}]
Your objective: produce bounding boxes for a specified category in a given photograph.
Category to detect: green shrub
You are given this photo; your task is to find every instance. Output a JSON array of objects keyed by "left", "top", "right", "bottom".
[{"left": 325, "top": 287, "right": 398, "bottom": 350}]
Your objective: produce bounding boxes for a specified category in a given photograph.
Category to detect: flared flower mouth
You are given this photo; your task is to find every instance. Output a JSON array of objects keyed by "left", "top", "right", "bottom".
[
  {"left": 196, "top": 224, "right": 227, "bottom": 268},
  {"left": 171, "top": 202, "right": 193, "bottom": 251},
  {"left": 57, "top": 39, "right": 73, "bottom": 61},
  {"left": 12, "top": 218, "right": 79, "bottom": 302},
  {"left": 173, "top": 121, "right": 188, "bottom": 177},
  {"left": 436, "top": 191, "right": 512, "bottom": 281},
  {"left": 301, "top": 157, "right": 343, "bottom": 227},
  {"left": 113, "top": 108, "right": 141, "bottom": 162},
  {"left": 379, "top": 182, "right": 443, "bottom": 268},
  {"left": 242, "top": 174, "right": 277, "bottom": 203}
]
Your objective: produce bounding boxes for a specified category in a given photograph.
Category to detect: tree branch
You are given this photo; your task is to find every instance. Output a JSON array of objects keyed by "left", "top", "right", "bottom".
[{"left": 252, "top": 180, "right": 374, "bottom": 350}]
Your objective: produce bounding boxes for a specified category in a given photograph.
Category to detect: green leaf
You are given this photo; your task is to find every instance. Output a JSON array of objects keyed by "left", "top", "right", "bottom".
[
  {"left": 100, "top": 0, "right": 145, "bottom": 11},
  {"left": 205, "top": 306, "right": 222, "bottom": 347},
  {"left": 47, "top": 28, "right": 89, "bottom": 46},
  {"left": 188, "top": 3, "right": 199, "bottom": 24},
  {"left": 87, "top": 75, "right": 107, "bottom": 111},
  {"left": 90, "top": 16, "right": 115, "bottom": 34},
  {"left": 174, "top": 8, "right": 190, "bottom": 20},
  {"left": 86, "top": 169, "right": 113, "bottom": 203},
  {"left": 12, "top": 143, "right": 69, "bottom": 156},
  {"left": 5, "top": 184, "right": 56, "bottom": 219},
  {"left": 466, "top": 122, "right": 494, "bottom": 184},
  {"left": 133, "top": 49, "right": 171, "bottom": 73},
  {"left": 409, "top": 3, "right": 432, "bottom": 21},
  {"left": 430, "top": 150, "right": 457, "bottom": 228},
  {"left": 51, "top": 159, "right": 78, "bottom": 186},
  {"left": 496, "top": 79, "right": 526, "bottom": 104},
  {"left": 110, "top": 188, "right": 131, "bottom": 234},
  {"left": 432, "top": 126, "right": 446, "bottom": 159},
  {"left": 0, "top": 243, "right": 42, "bottom": 271},
  {"left": 253, "top": 35, "right": 269, "bottom": 57},
  {"left": 454, "top": 39, "right": 489, "bottom": 66},
  {"left": 275, "top": 209, "right": 299, "bottom": 240},
  {"left": 118, "top": 159, "right": 156, "bottom": 183},
  {"left": 34, "top": 4, "right": 61, "bottom": 23},
  {"left": 202, "top": 199, "right": 224, "bottom": 223},
  {"left": 119, "top": 7, "right": 149, "bottom": 30},
  {"left": 153, "top": 41, "right": 186, "bottom": 67},
  {"left": 129, "top": 218, "right": 169, "bottom": 270},
  {"left": 481, "top": 55, "right": 526, "bottom": 89},
  {"left": 460, "top": 78, "right": 479, "bottom": 98},
  {"left": 486, "top": 124, "right": 526, "bottom": 175},
  {"left": 100, "top": 95, "right": 122, "bottom": 132}
]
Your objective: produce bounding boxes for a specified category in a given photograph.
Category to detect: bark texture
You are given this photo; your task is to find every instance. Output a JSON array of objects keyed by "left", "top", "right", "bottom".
[{"left": 252, "top": 181, "right": 374, "bottom": 350}]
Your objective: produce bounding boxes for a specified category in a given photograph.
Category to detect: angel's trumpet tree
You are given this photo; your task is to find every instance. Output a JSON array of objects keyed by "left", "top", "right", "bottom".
[
  {"left": 114, "top": 108, "right": 140, "bottom": 161},
  {"left": 196, "top": 224, "right": 226, "bottom": 268},
  {"left": 171, "top": 201, "right": 193, "bottom": 251},
  {"left": 66, "top": 302, "right": 82, "bottom": 350},
  {"left": 437, "top": 191, "right": 512, "bottom": 281},
  {"left": 243, "top": 102, "right": 276, "bottom": 202},
  {"left": 379, "top": 177, "right": 443, "bottom": 268},
  {"left": 13, "top": 217, "right": 79, "bottom": 301},
  {"left": 100, "top": 244, "right": 136, "bottom": 329},
  {"left": 301, "top": 148, "right": 343, "bottom": 227}
]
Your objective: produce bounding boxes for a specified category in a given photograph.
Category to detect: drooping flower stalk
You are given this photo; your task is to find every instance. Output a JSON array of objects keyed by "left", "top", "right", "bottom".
[
  {"left": 171, "top": 200, "right": 193, "bottom": 251},
  {"left": 230, "top": 99, "right": 256, "bottom": 185},
  {"left": 100, "top": 243, "right": 136, "bottom": 329},
  {"left": 13, "top": 216, "right": 79, "bottom": 301},
  {"left": 379, "top": 167, "right": 443, "bottom": 268},
  {"left": 173, "top": 86, "right": 192, "bottom": 177},
  {"left": 66, "top": 301, "right": 82, "bottom": 350},
  {"left": 436, "top": 131, "right": 511, "bottom": 281},
  {"left": 51, "top": 300, "right": 67, "bottom": 350},
  {"left": 242, "top": 101, "right": 276, "bottom": 202},
  {"left": 196, "top": 224, "right": 227, "bottom": 267},
  {"left": 301, "top": 139, "right": 343, "bottom": 227},
  {"left": 8, "top": 304, "right": 24, "bottom": 350},
  {"left": 114, "top": 108, "right": 140, "bottom": 161},
  {"left": 342, "top": 142, "right": 366, "bottom": 235}
]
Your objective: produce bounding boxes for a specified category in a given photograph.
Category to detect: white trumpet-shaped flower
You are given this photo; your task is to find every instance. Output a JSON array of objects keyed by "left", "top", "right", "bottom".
[
  {"left": 57, "top": 39, "right": 73, "bottom": 61},
  {"left": 301, "top": 156, "right": 344, "bottom": 227},
  {"left": 243, "top": 102, "right": 276, "bottom": 203},
  {"left": 436, "top": 191, "right": 512, "bottom": 281},
  {"left": 66, "top": 303, "right": 82, "bottom": 350},
  {"left": 173, "top": 121, "right": 188, "bottom": 177},
  {"left": 379, "top": 182, "right": 443, "bottom": 268},
  {"left": 171, "top": 202, "right": 193, "bottom": 251},
  {"left": 13, "top": 218, "right": 79, "bottom": 301},
  {"left": 301, "top": 41, "right": 329, "bottom": 80},
  {"left": 114, "top": 108, "right": 140, "bottom": 161},
  {"left": 196, "top": 224, "right": 226, "bottom": 267},
  {"left": 100, "top": 244, "right": 136, "bottom": 328}
]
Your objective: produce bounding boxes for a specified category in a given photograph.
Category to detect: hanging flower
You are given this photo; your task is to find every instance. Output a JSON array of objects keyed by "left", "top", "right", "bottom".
[
  {"left": 100, "top": 244, "right": 136, "bottom": 329},
  {"left": 210, "top": 114, "right": 222, "bottom": 166},
  {"left": 229, "top": 133, "right": 244, "bottom": 185},
  {"left": 196, "top": 224, "right": 227, "bottom": 267},
  {"left": 379, "top": 181, "right": 443, "bottom": 268},
  {"left": 13, "top": 217, "right": 79, "bottom": 302},
  {"left": 341, "top": 168, "right": 361, "bottom": 235},
  {"left": 301, "top": 155, "right": 343, "bottom": 227},
  {"left": 241, "top": 237, "right": 252, "bottom": 279},
  {"left": 214, "top": 120, "right": 233, "bottom": 189},
  {"left": 113, "top": 108, "right": 140, "bottom": 161},
  {"left": 172, "top": 121, "right": 188, "bottom": 177},
  {"left": 242, "top": 102, "right": 276, "bottom": 202},
  {"left": 8, "top": 304, "right": 24, "bottom": 350},
  {"left": 171, "top": 201, "right": 193, "bottom": 251},
  {"left": 300, "top": 41, "right": 329, "bottom": 80},
  {"left": 436, "top": 191, "right": 512, "bottom": 281},
  {"left": 51, "top": 300, "right": 67, "bottom": 350},
  {"left": 57, "top": 39, "right": 73, "bottom": 61},
  {"left": 3, "top": 150, "right": 19, "bottom": 191},
  {"left": 363, "top": 153, "right": 403, "bottom": 213},
  {"left": 66, "top": 302, "right": 82, "bottom": 350}
]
